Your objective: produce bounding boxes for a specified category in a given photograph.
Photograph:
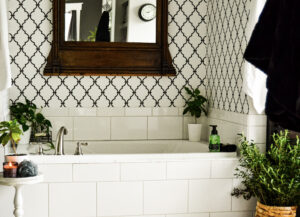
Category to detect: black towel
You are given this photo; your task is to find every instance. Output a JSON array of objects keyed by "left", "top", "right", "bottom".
[
  {"left": 96, "top": 11, "right": 110, "bottom": 42},
  {"left": 244, "top": 0, "right": 300, "bottom": 132}
]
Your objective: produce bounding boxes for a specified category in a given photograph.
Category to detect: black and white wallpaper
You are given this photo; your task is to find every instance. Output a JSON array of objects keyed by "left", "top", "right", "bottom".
[
  {"left": 8, "top": 0, "right": 207, "bottom": 108},
  {"left": 206, "top": 0, "right": 250, "bottom": 114},
  {"left": 8, "top": 0, "right": 251, "bottom": 114}
]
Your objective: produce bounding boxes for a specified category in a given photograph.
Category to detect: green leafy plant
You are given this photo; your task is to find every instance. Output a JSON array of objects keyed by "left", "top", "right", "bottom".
[
  {"left": 0, "top": 120, "right": 23, "bottom": 154},
  {"left": 183, "top": 87, "right": 208, "bottom": 123},
  {"left": 86, "top": 27, "right": 97, "bottom": 42},
  {"left": 232, "top": 131, "right": 300, "bottom": 206},
  {"left": 10, "top": 99, "right": 52, "bottom": 134}
]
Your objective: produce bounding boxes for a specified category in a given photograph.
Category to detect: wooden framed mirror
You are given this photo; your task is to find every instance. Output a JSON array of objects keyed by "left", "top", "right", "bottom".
[{"left": 45, "top": 0, "right": 175, "bottom": 76}]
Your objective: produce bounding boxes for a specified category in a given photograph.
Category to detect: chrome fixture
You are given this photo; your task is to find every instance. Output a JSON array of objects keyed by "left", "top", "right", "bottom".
[
  {"left": 55, "top": 127, "right": 68, "bottom": 155},
  {"left": 38, "top": 145, "right": 44, "bottom": 155},
  {"left": 74, "top": 142, "right": 88, "bottom": 155}
]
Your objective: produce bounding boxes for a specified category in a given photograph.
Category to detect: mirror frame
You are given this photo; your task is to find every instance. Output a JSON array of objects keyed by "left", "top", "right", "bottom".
[{"left": 44, "top": 0, "right": 176, "bottom": 76}]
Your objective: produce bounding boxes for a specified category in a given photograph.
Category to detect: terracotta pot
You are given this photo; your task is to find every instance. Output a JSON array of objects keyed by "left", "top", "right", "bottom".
[{"left": 255, "top": 201, "right": 297, "bottom": 217}]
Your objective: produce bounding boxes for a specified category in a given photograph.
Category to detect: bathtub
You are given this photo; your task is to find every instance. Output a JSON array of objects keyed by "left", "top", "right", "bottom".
[
  {"left": 29, "top": 140, "right": 236, "bottom": 163},
  {"left": 8, "top": 140, "right": 254, "bottom": 217}
]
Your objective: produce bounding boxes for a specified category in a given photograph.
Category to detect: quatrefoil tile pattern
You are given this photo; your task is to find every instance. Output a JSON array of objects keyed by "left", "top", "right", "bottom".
[
  {"left": 206, "top": 0, "right": 250, "bottom": 114},
  {"left": 8, "top": 0, "right": 207, "bottom": 108}
]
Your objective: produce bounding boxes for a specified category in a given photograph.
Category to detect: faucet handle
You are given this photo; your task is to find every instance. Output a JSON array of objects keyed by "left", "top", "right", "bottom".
[{"left": 74, "top": 142, "right": 88, "bottom": 155}]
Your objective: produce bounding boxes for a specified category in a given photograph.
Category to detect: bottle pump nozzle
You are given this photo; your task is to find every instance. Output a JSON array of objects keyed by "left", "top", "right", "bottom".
[{"left": 209, "top": 125, "right": 218, "bottom": 135}]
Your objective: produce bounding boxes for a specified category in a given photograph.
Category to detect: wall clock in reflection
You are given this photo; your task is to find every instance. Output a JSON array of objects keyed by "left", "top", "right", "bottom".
[{"left": 138, "top": 4, "right": 156, "bottom": 22}]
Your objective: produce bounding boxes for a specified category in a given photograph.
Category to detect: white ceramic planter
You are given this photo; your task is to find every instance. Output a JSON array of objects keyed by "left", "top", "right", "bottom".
[
  {"left": 5, "top": 154, "right": 29, "bottom": 163},
  {"left": 18, "top": 127, "right": 31, "bottom": 145},
  {"left": 188, "top": 124, "right": 202, "bottom": 142}
]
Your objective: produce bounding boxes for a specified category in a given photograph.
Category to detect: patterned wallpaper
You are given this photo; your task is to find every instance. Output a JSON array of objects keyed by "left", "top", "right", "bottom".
[
  {"left": 206, "top": 0, "right": 250, "bottom": 114},
  {"left": 8, "top": 0, "right": 207, "bottom": 108}
]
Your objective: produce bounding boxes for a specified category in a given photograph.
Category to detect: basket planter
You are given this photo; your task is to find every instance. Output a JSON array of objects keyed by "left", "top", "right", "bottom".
[{"left": 255, "top": 201, "right": 297, "bottom": 217}]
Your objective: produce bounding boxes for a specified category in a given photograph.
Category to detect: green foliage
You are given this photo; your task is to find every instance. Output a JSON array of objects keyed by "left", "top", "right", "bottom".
[
  {"left": 10, "top": 99, "right": 52, "bottom": 135},
  {"left": 232, "top": 131, "right": 300, "bottom": 206},
  {"left": 183, "top": 87, "right": 208, "bottom": 121},
  {"left": 86, "top": 27, "right": 97, "bottom": 42},
  {"left": 0, "top": 120, "right": 23, "bottom": 154}
]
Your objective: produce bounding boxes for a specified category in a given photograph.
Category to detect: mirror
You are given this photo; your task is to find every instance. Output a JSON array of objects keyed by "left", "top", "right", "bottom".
[
  {"left": 65, "top": 0, "right": 157, "bottom": 43},
  {"left": 45, "top": 0, "right": 175, "bottom": 76}
]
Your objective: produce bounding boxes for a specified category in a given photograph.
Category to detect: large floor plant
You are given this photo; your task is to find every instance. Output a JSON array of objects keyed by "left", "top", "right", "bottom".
[{"left": 232, "top": 131, "right": 299, "bottom": 216}]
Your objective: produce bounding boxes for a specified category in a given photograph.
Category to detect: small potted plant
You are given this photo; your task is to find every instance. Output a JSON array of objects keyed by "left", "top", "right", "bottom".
[
  {"left": 0, "top": 120, "right": 28, "bottom": 163},
  {"left": 10, "top": 99, "right": 52, "bottom": 146},
  {"left": 183, "top": 87, "right": 208, "bottom": 142},
  {"left": 232, "top": 131, "right": 299, "bottom": 217}
]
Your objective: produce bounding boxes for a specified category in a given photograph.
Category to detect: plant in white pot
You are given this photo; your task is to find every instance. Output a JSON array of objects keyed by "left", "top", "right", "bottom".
[
  {"left": 10, "top": 99, "right": 52, "bottom": 150},
  {"left": 232, "top": 131, "right": 299, "bottom": 217},
  {"left": 183, "top": 87, "right": 208, "bottom": 142},
  {"left": 0, "top": 120, "right": 28, "bottom": 163}
]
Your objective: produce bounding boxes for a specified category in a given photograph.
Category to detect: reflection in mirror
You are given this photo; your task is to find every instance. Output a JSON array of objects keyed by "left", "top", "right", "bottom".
[{"left": 65, "top": 0, "right": 157, "bottom": 43}]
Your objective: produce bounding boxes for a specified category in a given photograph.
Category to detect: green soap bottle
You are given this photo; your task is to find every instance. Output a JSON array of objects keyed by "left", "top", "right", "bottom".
[{"left": 209, "top": 125, "right": 220, "bottom": 152}]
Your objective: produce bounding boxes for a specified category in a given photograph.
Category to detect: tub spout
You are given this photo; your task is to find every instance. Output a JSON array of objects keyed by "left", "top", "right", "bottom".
[{"left": 55, "top": 127, "right": 68, "bottom": 155}]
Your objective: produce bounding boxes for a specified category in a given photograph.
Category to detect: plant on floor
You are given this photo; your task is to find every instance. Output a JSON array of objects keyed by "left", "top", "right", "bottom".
[
  {"left": 232, "top": 130, "right": 300, "bottom": 206},
  {"left": 0, "top": 120, "right": 23, "bottom": 154},
  {"left": 183, "top": 87, "right": 208, "bottom": 122}
]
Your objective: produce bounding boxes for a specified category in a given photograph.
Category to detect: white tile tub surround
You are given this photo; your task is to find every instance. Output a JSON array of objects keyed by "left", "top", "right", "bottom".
[
  {"left": 144, "top": 180, "right": 188, "bottom": 214},
  {"left": 0, "top": 153, "right": 256, "bottom": 217},
  {"left": 74, "top": 117, "right": 110, "bottom": 140},
  {"left": 49, "top": 183, "right": 97, "bottom": 217},
  {"left": 42, "top": 107, "right": 265, "bottom": 145},
  {"left": 111, "top": 117, "right": 148, "bottom": 140},
  {"left": 148, "top": 117, "right": 183, "bottom": 139},
  {"left": 205, "top": 108, "right": 267, "bottom": 146},
  {"left": 97, "top": 182, "right": 143, "bottom": 216}
]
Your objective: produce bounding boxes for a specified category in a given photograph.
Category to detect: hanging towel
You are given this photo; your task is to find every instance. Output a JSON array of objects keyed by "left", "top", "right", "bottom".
[
  {"left": 243, "top": 0, "right": 267, "bottom": 114},
  {"left": 244, "top": 0, "right": 300, "bottom": 132},
  {"left": 96, "top": 11, "right": 110, "bottom": 42},
  {"left": 0, "top": 0, "right": 12, "bottom": 91}
]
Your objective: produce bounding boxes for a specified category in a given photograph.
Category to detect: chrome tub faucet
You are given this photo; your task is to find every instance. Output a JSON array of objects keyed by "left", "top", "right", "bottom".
[{"left": 55, "top": 126, "right": 68, "bottom": 155}]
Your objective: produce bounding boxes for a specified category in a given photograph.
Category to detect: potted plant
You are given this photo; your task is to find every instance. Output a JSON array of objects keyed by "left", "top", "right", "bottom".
[
  {"left": 232, "top": 131, "right": 299, "bottom": 217},
  {"left": 0, "top": 120, "right": 28, "bottom": 163},
  {"left": 10, "top": 99, "right": 52, "bottom": 147},
  {"left": 183, "top": 87, "right": 208, "bottom": 142}
]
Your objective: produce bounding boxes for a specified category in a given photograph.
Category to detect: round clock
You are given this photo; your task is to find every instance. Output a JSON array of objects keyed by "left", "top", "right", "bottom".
[{"left": 138, "top": 4, "right": 156, "bottom": 22}]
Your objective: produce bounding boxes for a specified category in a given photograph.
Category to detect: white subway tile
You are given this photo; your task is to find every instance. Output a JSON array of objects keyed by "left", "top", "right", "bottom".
[
  {"left": 246, "top": 126, "right": 266, "bottom": 144},
  {"left": 111, "top": 117, "right": 147, "bottom": 140},
  {"left": 42, "top": 108, "right": 69, "bottom": 117},
  {"left": 69, "top": 108, "right": 97, "bottom": 116},
  {"left": 49, "top": 183, "right": 96, "bottom": 217},
  {"left": 167, "top": 160, "right": 211, "bottom": 179},
  {"left": 121, "top": 162, "right": 166, "bottom": 181},
  {"left": 210, "top": 212, "right": 253, "bottom": 217},
  {"left": 232, "top": 179, "right": 257, "bottom": 211},
  {"left": 152, "top": 108, "right": 179, "bottom": 116},
  {"left": 167, "top": 214, "right": 209, "bottom": 217},
  {"left": 148, "top": 117, "right": 183, "bottom": 139},
  {"left": 211, "top": 159, "right": 238, "bottom": 178},
  {"left": 73, "top": 117, "right": 110, "bottom": 140},
  {"left": 47, "top": 117, "right": 73, "bottom": 140},
  {"left": 189, "top": 179, "right": 232, "bottom": 212},
  {"left": 39, "top": 164, "right": 73, "bottom": 182},
  {"left": 73, "top": 163, "right": 119, "bottom": 181},
  {"left": 23, "top": 184, "right": 48, "bottom": 217},
  {"left": 97, "top": 182, "right": 143, "bottom": 216},
  {"left": 125, "top": 108, "right": 152, "bottom": 116},
  {"left": 97, "top": 108, "right": 125, "bottom": 116},
  {"left": 144, "top": 180, "right": 188, "bottom": 214}
]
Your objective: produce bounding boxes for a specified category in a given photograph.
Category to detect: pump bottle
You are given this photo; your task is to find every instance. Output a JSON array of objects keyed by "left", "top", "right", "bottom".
[{"left": 209, "top": 125, "right": 220, "bottom": 152}]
